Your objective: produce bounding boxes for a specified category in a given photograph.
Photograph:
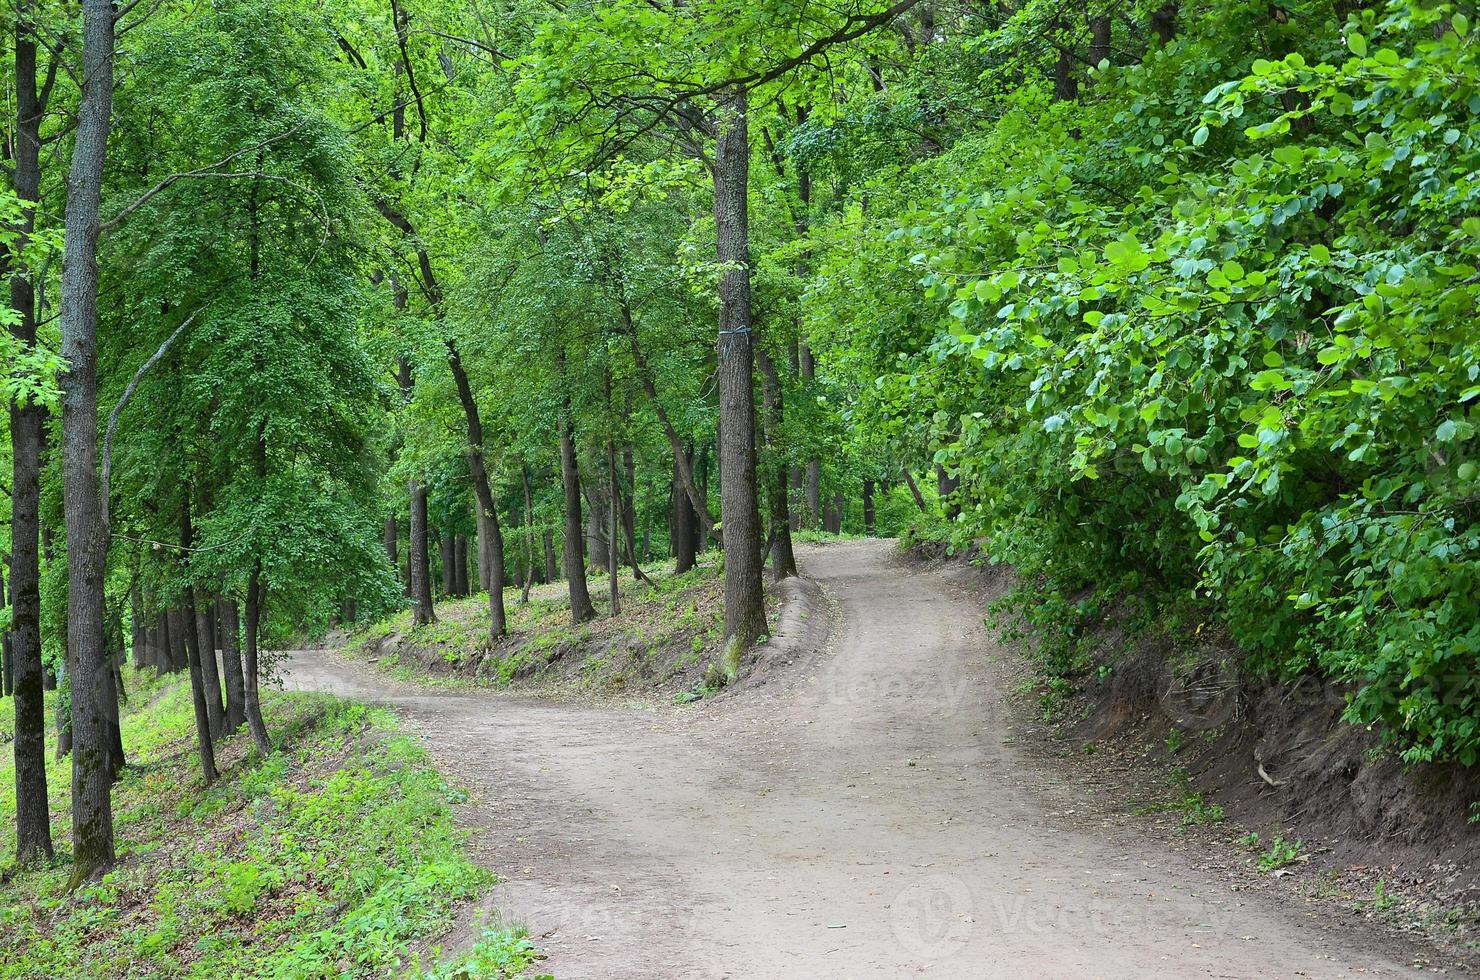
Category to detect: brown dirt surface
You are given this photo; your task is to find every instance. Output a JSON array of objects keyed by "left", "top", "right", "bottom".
[{"left": 284, "top": 539, "right": 1456, "bottom": 978}]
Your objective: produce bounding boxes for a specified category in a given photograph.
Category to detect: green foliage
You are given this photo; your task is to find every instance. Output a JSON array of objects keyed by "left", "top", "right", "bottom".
[
  {"left": 1257, "top": 835, "right": 1307, "bottom": 872},
  {"left": 841, "top": 0, "right": 1480, "bottom": 765},
  {"left": 0, "top": 671, "right": 499, "bottom": 978}
]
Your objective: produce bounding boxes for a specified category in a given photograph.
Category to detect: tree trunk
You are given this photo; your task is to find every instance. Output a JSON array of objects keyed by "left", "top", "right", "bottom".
[
  {"left": 1151, "top": 2, "right": 1178, "bottom": 44},
  {"left": 57, "top": 0, "right": 119, "bottom": 884},
  {"left": 755, "top": 348, "right": 797, "bottom": 579},
  {"left": 219, "top": 594, "right": 247, "bottom": 734},
  {"left": 621, "top": 446, "right": 638, "bottom": 563},
  {"left": 936, "top": 463, "right": 960, "bottom": 520},
  {"left": 713, "top": 89, "right": 766, "bottom": 653},
  {"left": 237, "top": 585, "right": 271, "bottom": 755},
  {"left": 558, "top": 402, "right": 597, "bottom": 624},
  {"left": 1053, "top": 41, "right": 1079, "bottom": 102},
  {"left": 446, "top": 341, "right": 506, "bottom": 640},
  {"left": 477, "top": 517, "right": 491, "bottom": 591},
  {"left": 543, "top": 528, "right": 557, "bottom": 583},
  {"left": 620, "top": 297, "right": 716, "bottom": 544},
  {"left": 438, "top": 530, "right": 455, "bottom": 598},
  {"left": 409, "top": 478, "right": 435, "bottom": 625},
  {"left": 383, "top": 515, "right": 398, "bottom": 579},
  {"left": 520, "top": 466, "right": 535, "bottom": 603},
  {"left": 7, "top": 0, "right": 54, "bottom": 866},
  {"left": 902, "top": 467, "right": 928, "bottom": 512},
  {"left": 179, "top": 587, "right": 217, "bottom": 782},
  {"left": 585, "top": 471, "right": 610, "bottom": 573},
  {"left": 606, "top": 437, "right": 621, "bottom": 616},
  {"left": 181, "top": 501, "right": 224, "bottom": 740},
  {"left": 169, "top": 607, "right": 188, "bottom": 673},
  {"left": 1088, "top": 14, "right": 1111, "bottom": 70},
  {"left": 863, "top": 479, "right": 876, "bottom": 536},
  {"left": 671, "top": 448, "right": 698, "bottom": 573}
]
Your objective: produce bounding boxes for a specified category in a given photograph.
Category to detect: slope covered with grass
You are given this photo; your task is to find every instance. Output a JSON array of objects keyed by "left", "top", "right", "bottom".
[{"left": 0, "top": 668, "right": 539, "bottom": 979}]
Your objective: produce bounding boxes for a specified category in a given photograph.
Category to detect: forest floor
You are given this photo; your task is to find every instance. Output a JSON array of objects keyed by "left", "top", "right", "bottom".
[{"left": 283, "top": 538, "right": 1467, "bottom": 979}]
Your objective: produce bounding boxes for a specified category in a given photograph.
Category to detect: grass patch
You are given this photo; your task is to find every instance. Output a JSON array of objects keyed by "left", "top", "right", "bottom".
[{"left": 0, "top": 667, "right": 530, "bottom": 978}]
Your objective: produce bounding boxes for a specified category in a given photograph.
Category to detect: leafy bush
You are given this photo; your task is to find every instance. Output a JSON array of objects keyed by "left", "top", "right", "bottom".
[{"left": 882, "top": 2, "right": 1480, "bottom": 765}]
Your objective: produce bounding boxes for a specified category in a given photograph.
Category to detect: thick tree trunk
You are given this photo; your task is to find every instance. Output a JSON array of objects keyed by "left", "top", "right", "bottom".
[
  {"left": 713, "top": 89, "right": 766, "bottom": 654},
  {"left": 454, "top": 535, "right": 469, "bottom": 597},
  {"left": 585, "top": 473, "right": 610, "bottom": 573},
  {"left": 1088, "top": 14, "right": 1111, "bottom": 70},
  {"left": 238, "top": 583, "right": 271, "bottom": 755},
  {"left": 558, "top": 406, "right": 597, "bottom": 624},
  {"left": 543, "top": 528, "right": 557, "bottom": 583},
  {"left": 446, "top": 341, "right": 506, "bottom": 640},
  {"left": 58, "top": 0, "right": 119, "bottom": 885},
  {"left": 219, "top": 594, "right": 247, "bottom": 734},
  {"left": 477, "top": 517, "right": 490, "bottom": 591},
  {"left": 755, "top": 348, "right": 797, "bottom": 579},
  {"left": 863, "top": 479, "right": 876, "bottom": 536},
  {"left": 409, "top": 479, "right": 435, "bottom": 625}
]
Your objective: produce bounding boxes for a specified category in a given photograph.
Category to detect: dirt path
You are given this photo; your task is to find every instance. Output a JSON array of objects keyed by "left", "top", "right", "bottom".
[{"left": 284, "top": 540, "right": 1429, "bottom": 979}]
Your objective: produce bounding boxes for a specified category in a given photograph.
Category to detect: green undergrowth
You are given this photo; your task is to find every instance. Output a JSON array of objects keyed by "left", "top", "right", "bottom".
[
  {"left": 0, "top": 668, "right": 534, "bottom": 979},
  {"left": 352, "top": 556, "right": 727, "bottom": 694}
]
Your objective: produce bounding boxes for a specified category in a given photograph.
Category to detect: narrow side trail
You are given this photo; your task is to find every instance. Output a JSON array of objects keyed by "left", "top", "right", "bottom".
[{"left": 284, "top": 540, "right": 1424, "bottom": 979}]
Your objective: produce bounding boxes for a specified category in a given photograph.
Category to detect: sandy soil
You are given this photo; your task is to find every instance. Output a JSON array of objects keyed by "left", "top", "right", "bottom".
[{"left": 283, "top": 539, "right": 1436, "bottom": 979}]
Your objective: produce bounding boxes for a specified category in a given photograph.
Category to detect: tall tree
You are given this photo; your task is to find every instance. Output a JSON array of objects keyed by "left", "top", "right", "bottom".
[{"left": 58, "top": 0, "right": 119, "bottom": 884}]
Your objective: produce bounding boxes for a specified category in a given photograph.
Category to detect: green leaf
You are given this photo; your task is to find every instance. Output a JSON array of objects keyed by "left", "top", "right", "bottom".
[
  {"left": 1347, "top": 32, "right": 1368, "bottom": 57},
  {"left": 1192, "top": 125, "right": 1209, "bottom": 147}
]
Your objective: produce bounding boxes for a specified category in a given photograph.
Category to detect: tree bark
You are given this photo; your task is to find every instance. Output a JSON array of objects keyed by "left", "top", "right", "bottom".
[
  {"left": 543, "top": 528, "right": 557, "bottom": 583},
  {"left": 606, "top": 436, "right": 621, "bottom": 616},
  {"left": 863, "top": 479, "right": 876, "bottom": 536},
  {"left": 168, "top": 607, "right": 187, "bottom": 673},
  {"left": 755, "top": 348, "right": 797, "bottom": 579},
  {"left": 713, "top": 89, "right": 766, "bottom": 651},
  {"left": 7, "top": 0, "right": 54, "bottom": 866},
  {"left": 438, "top": 530, "right": 455, "bottom": 598},
  {"left": 1151, "top": 2, "right": 1178, "bottom": 44},
  {"left": 671, "top": 447, "right": 698, "bottom": 573},
  {"left": 409, "top": 478, "right": 435, "bottom": 625},
  {"left": 558, "top": 395, "right": 597, "bottom": 624},
  {"left": 181, "top": 500, "right": 224, "bottom": 740},
  {"left": 520, "top": 466, "right": 535, "bottom": 603},
  {"left": 219, "top": 594, "right": 247, "bottom": 734},
  {"left": 1088, "top": 14, "right": 1112, "bottom": 70},
  {"left": 236, "top": 585, "right": 271, "bottom": 755},
  {"left": 56, "top": 0, "right": 119, "bottom": 884},
  {"left": 902, "top": 466, "right": 928, "bottom": 512},
  {"left": 936, "top": 463, "right": 960, "bottom": 520},
  {"left": 446, "top": 340, "right": 506, "bottom": 640}
]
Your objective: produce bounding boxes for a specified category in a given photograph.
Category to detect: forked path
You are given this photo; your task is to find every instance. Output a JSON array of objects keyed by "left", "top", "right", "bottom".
[{"left": 285, "top": 540, "right": 1423, "bottom": 979}]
